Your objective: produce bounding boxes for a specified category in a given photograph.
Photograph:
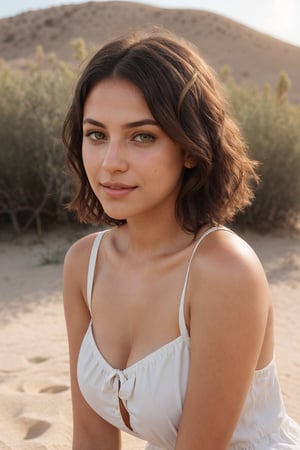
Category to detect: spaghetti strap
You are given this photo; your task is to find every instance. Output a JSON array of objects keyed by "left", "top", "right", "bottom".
[
  {"left": 178, "top": 226, "right": 231, "bottom": 337},
  {"left": 87, "top": 230, "right": 107, "bottom": 312}
]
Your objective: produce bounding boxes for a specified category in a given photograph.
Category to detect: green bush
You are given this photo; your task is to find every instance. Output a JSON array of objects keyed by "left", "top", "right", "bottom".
[
  {"left": 225, "top": 73, "right": 300, "bottom": 231},
  {"left": 0, "top": 42, "right": 299, "bottom": 234},
  {"left": 0, "top": 50, "right": 74, "bottom": 233}
]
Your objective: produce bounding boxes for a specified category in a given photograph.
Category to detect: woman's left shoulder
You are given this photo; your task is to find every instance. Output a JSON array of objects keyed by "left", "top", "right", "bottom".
[
  {"left": 196, "top": 228, "right": 266, "bottom": 281},
  {"left": 189, "top": 227, "right": 271, "bottom": 312}
]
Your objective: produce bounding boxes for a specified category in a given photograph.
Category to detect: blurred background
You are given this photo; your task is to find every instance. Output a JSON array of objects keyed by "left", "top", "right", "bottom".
[{"left": 0, "top": 0, "right": 300, "bottom": 235}]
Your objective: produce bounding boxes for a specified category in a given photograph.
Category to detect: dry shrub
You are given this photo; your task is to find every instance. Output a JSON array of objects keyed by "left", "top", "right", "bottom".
[
  {"left": 225, "top": 72, "right": 300, "bottom": 231},
  {"left": 1, "top": 40, "right": 300, "bottom": 234},
  {"left": 0, "top": 50, "right": 74, "bottom": 233}
]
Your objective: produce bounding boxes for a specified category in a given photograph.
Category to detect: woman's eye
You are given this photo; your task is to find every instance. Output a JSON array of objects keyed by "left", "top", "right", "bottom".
[
  {"left": 134, "top": 133, "right": 155, "bottom": 144},
  {"left": 86, "top": 131, "right": 105, "bottom": 141}
]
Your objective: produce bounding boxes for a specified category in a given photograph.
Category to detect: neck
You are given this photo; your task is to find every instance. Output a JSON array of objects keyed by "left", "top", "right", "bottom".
[{"left": 116, "top": 213, "right": 194, "bottom": 261}]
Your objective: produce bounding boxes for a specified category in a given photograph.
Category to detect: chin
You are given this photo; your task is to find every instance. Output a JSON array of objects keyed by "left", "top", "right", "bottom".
[
  {"left": 110, "top": 215, "right": 127, "bottom": 222},
  {"left": 104, "top": 210, "right": 127, "bottom": 222}
]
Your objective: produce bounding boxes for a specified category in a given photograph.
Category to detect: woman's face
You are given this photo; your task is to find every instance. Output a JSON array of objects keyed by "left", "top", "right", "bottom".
[{"left": 82, "top": 78, "right": 188, "bottom": 223}]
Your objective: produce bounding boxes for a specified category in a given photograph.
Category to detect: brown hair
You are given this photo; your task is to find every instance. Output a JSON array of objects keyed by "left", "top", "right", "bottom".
[{"left": 62, "top": 28, "right": 258, "bottom": 234}]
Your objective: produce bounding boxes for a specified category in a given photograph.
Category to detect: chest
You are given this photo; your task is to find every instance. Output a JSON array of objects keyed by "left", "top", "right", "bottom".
[
  {"left": 77, "top": 324, "right": 190, "bottom": 449},
  {"left": 89, "top": 255, "right": 190, "bottom": 369}
]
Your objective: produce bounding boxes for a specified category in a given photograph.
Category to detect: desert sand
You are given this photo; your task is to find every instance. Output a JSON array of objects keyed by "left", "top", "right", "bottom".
[{"left": 0, "top": 226, "right": 299, "bottom": 449}]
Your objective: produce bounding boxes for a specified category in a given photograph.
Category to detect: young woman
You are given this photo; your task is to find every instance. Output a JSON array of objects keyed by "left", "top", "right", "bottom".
[{"left": 62, "top": 29, "right": 300, "bottom": 450}]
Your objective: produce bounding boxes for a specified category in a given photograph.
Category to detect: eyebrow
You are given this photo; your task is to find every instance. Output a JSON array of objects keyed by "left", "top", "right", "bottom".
[{"left": 82, "top": 118, "right": 159, "bottom": 128}]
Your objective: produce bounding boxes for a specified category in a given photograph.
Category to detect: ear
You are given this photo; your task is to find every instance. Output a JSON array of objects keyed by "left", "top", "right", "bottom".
[{"left": 184, "top": 157, "right": 196, "bottom": 169}]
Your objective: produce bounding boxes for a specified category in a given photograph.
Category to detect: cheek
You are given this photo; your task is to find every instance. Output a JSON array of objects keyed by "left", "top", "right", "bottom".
[
  {"left": 153, "top": 162, "right": 184, "bottom": 189},
  {"left": 81, "top": 150, "right": 89, "bottom": 177},
  {"left": 82, "top": 148, "right": 97, "bottom": 187},
  {"left": 82, "top": 146, "right": 96, "bottom": 171},
  {"left": 155, "top": 147, "right": 184, "bottom": 173}
]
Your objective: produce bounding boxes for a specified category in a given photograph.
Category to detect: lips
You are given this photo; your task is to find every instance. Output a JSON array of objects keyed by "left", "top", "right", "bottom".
[
  {"left": 100, "top": 182, "right": 137, "bottom": 198},
  {"left": 101, "top": 182, "right": 136, "bottom": 189}
]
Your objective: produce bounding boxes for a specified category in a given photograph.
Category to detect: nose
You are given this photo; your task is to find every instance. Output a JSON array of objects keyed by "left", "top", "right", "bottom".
[{"left": 102, "top": 139, "right": 128, "bottom": 173}]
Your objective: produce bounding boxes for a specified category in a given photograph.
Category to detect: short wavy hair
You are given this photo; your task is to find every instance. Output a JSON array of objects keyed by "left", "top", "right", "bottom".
[{"left": 62, "top": 28, "right": 258, "bottom": 234}]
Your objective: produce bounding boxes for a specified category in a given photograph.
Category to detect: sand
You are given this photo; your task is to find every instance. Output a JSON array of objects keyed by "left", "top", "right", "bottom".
[{"left": 0, "top": 227, "right": 299, "bottom": 449}]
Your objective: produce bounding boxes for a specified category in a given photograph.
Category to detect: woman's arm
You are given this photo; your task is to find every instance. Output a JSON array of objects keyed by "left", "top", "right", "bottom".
[
  {"left": 63, "top": 236, "right": 121, "bottom": 450},
  {"left": 175, "top": 232, "right": 272, "bottom": 450}
]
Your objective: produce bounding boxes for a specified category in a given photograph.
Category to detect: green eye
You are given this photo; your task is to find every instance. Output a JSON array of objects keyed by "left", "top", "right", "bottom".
[
  {"left": 86, "top": 131, "right": 105, "bottom": 141},
  {"left": 134, "top": 133, "right": 155, "bottom": 143}
]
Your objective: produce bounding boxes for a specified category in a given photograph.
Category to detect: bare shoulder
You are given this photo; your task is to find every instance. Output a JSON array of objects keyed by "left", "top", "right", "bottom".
[
  {"left": 188, "top": 228, "right": 271, "bottom": 319},
  {"left": 63, "top": 231, "right": 101, "bottom": 305},
  {"left": 176, "top": 228, "right": 273, "bottom": 448},
  {"left": 193, "top": 228, "right": 269, "bottom": 288},
  {"left": 64, "top": 231, "right": 100, "bottom": 267}
]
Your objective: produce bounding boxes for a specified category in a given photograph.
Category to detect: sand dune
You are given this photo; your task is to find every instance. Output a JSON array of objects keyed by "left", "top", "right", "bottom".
[
  {"left": 0, "top": 227, "right": 299, "bottom": 448},
  {"left": 0, "top": 1, "right": 300, "bottom": 102}
]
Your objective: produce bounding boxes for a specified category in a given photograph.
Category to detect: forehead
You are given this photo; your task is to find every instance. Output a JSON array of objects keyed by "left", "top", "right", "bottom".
[{"left": 83, "top": 78, "right": 154, "bottom": 122}]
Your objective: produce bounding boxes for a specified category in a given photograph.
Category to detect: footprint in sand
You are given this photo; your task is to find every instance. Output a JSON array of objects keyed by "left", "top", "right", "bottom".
[
  {"left": 39, "top": 385, "right": 69, "bottom": 394},
  {"left": 16, "top": 416, "right": 51, "bottom": 440},
  {"left": 17, "top": 379, "right": 69, "bottom": 394},
  {"left": 24, "top": 419, "right": 51, "bottom": 440},
  {"left": 27, "top": 356, "right": 49, "bottom": 364}
]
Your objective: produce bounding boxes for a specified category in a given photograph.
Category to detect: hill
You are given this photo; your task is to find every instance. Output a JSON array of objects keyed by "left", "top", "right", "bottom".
[{"left": 1, "top": 1, "right": 300, "bottom": 102}]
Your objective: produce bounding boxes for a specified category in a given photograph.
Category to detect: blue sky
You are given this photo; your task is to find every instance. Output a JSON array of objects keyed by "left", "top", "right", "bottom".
[{"left": 1, "top": 0, "right": 299, "bottom": 47}]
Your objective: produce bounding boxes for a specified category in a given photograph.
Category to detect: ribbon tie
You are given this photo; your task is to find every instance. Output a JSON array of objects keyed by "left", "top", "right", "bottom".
[{"left": 104, "top": 370, "right": 136, "bottom": 401}]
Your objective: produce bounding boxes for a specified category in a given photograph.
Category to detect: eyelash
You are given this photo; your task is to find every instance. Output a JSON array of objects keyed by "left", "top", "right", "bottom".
[
  {"left": 85, "top": 131, "right": 106, "bottom": 141},
  {"left": 84, "top": 131, "right": 156, "bottom": 144},
  {"left": 133, "top": 133, "right": 155, "bottom": 143}
]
